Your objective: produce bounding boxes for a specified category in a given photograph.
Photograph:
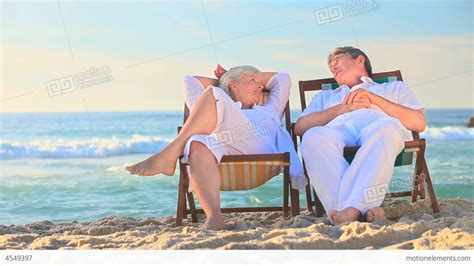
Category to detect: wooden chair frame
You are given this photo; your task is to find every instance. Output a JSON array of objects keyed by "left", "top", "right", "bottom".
[{"left": 175, "top": 97, "right": 301, "bottom": 226}]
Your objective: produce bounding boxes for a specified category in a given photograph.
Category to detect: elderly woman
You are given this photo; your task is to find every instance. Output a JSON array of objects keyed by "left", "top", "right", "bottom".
[{"left": 126, "top": 65, "right": 305, "bottom": 230}]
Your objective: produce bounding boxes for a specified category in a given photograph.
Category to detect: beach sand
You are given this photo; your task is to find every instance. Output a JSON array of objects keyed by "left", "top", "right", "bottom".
[{"left": 1, "top": 198, "right": 473, "bottom": 250}]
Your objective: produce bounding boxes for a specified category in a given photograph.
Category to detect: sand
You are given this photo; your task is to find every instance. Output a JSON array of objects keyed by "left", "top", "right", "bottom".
[{"left": 1, "top": 198, "right": 473, "bottom": 250}]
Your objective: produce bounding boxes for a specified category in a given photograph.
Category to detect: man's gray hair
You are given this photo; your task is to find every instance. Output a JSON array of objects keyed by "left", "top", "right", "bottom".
[
  {"left": 327, "top": 46, "right": 373, "bottom": 77},
  {"left": 219, "top": 65, "right": 261, "bottom": 98}
]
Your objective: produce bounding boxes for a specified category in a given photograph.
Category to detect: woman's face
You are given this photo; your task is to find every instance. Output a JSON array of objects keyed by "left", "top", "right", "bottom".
[{"left": 230, "top": 72, "right": 263, "bottom": 109}]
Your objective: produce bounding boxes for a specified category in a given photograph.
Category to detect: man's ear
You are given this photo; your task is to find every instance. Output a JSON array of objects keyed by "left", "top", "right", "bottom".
[
  {"left": 229, "top": 80, "right": 237, "bottom": 90},
  {"left": 357, "top": 55, "right": 365, "bottom": 65}
]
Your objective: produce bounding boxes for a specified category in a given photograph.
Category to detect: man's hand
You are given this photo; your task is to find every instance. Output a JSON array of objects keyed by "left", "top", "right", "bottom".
[
  {"left": 213, "top": 64, "right": 227, "bottom": 79},
  {"left": 338, "top": 95, "right": 371, "bottom": 114},
  {"left": 343, "top": 88, "right": 376, "bottom": 105}
]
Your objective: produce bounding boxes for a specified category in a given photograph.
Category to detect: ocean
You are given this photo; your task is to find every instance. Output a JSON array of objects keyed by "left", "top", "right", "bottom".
[{"left": 1, "top": 109, "right": 473, "bottom": 225}]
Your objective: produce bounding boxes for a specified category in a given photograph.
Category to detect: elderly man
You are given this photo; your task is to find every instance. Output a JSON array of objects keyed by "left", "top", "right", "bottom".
[{"left": 295, "top": 46, "right": 425, "bottom": 224}]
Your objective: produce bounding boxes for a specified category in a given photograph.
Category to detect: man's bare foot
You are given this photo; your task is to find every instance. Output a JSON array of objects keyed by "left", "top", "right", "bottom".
[
  {"left": 201, "top": 218, "right": 225, "bottom": 230},
  {"left": 366, "top": 207, "right": 385, "bottom": 222},
  {"left": 333, "top": 207, "right": 361, "bottom": 224},
  {"left": 126, "top": 151, "right": 177, "bottom": 176},
  {"left": 327, "top": 210, "right": 337, "bottom": 224}
]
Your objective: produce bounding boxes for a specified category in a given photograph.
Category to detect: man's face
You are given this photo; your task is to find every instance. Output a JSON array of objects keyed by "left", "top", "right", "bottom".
[
  {"left": 231, "top": 72, "right": 263, "bottom": 108},
  {"left": 329, "top": 53, "right": 366, "bottom": 86}
]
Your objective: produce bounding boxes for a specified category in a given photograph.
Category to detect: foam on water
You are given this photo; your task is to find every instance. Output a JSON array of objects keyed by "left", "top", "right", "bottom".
[
  {"left": 1, "top": 127, "right": 472, "bottom": 160},
  {"left": 421, "top": 126, "right": 474, "bottom": 141},
  {"left": 0, "top": 134, "right": 171, "bottom": 159}
]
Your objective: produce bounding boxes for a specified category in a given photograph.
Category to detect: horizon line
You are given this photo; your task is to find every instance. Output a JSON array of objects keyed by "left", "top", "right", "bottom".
[{"left": 1, "top": 107, "right": 473, "bottom": 114}]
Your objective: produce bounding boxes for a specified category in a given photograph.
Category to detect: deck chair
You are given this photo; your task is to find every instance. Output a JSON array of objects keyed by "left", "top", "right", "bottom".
[
  {"left": 175, "top": 89, "right": 301, "bottom": 226},
  {"left": 297, "top": 70, "right": 440, "bottom": 217}
]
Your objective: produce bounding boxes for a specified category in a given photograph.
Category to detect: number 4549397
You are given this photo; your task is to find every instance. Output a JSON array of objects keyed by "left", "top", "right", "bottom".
[{"left": 5, "top": 255, "right": 33, "bottom": 262}]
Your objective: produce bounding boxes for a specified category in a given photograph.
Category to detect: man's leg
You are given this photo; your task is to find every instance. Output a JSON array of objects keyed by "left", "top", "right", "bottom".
[
  {"left": 188, "top": 141, "right": 224, "bottom": 230},
  {"left": 126, "top": 89, "right": 218, "bottom": 176},
  {"left": 301, "top": 126, "right": 355, "bottom": 221},
  {"left": 336, "top": 118, "right": 405, "bottom": 223}
]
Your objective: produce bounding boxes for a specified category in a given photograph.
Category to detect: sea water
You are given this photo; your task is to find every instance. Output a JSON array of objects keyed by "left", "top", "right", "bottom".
[{"left": 1, "top": 109, "right": 473, "bottom": 225}]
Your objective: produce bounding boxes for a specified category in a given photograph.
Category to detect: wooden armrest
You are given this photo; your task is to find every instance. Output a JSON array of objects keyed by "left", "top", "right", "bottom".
[
  {"left": 343, "top": 139, "right": 425, "bottom": 153},
  {"left": 220, "top": 152, "right": 290, "bottom": 163}
]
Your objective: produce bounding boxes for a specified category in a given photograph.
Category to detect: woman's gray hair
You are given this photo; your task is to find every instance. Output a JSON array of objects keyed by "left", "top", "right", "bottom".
[
  {"left": 218, "top": 65, "right": 261, "bottom": 99},
  {"left": 327, "top": 46, "right": 373, "bottom": 77}
]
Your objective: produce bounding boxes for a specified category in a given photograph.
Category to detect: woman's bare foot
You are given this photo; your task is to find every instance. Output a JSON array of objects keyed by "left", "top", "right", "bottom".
[
  {"left": 366, "top": 207, "right": 385, "bottom": 222},
  {"left": 126, "top": 149, "right": 177, "bottom": 176},
  {"left": 201, "top": 217, "right": 225, "bottom": 230},
  {"left": 333, "top": 207, "right": 361, "bottom": 224}
]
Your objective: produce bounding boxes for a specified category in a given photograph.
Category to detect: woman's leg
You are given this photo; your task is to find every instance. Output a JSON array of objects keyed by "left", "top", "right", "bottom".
[
  {"left": 126, "top": 89, "right": 218, "bottom": 176},
  {"left": 188, "top": 141, "right": 224, "bottom": 230}
]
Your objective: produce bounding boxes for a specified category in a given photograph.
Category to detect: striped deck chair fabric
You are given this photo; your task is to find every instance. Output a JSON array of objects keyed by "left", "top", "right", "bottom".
[{"left": 218, "top": 160, "right": 289, "bottom": 191}]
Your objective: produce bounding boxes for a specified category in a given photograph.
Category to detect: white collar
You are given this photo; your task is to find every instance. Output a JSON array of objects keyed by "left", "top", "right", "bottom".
[
  {"left": 360, "top": 76, "right": 374, "bottom": 84},
  {"left": 345, "top": 76, "right": 375, "bottom": 91}
]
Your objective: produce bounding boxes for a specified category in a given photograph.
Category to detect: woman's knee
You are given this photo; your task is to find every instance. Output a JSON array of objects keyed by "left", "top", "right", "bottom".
[{"left": 189, "top": 141, "right": 209, "bottom": 157}]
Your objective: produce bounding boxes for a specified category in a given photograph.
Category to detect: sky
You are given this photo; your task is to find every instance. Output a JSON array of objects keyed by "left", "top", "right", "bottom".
[{"left": 1, "top": 0, "right": 473, "bottom": 113}]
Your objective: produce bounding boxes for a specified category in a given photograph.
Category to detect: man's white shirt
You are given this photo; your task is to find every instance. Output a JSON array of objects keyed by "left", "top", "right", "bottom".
[{"left": 299, "top": 76, "right": 423, "bottom": 140}]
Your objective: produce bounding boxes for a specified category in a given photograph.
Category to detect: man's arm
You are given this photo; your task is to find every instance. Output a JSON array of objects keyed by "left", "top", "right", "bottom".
[
  {"left": 294, "top": 96, "right": 371, "bottom": 136},
  {"left": 373, "top": 95, "right": 426, "bottom": 132},
  {"left": 344, "top": 89, "right": 426, "bottom": 132},
  {"left": 294, "top": 105, "right": 344, "bottom": 136}
]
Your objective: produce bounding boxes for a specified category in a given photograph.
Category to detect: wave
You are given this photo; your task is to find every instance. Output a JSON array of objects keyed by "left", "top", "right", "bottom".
[
  {"left": 421, "top": 126, "right": 474, "bottom": 141},
  {"left": 1, "top": 126, "right": 472, "bottom": 159},
  {"left": 0, "top": 134, "right": 171, "bottom": 159}
]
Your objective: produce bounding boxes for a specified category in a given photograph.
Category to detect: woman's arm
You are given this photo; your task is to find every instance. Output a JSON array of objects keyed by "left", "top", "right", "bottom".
[
  {"left": 213, "top": 64, "right": 276, "bottom": 89},
  {"left": 193, "top": 76, "right": 219, "bottom": 89},
  {"left": 259, "top": 72, "right": 278, "bottom": 89}
]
